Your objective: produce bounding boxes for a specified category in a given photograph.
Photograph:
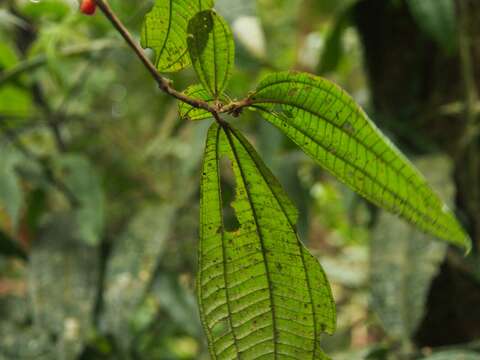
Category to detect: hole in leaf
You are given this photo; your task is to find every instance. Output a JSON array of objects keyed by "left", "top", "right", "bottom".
[{"left": 219, "top": 156, "right": 240, "bottom": 232}]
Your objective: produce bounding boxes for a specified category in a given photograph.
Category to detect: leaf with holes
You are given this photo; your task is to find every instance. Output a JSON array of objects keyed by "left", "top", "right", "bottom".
[
  {"left": 198, "top": 122, "right": 336, "bottom": 359},
  {"left": 247, "top": 71, "right": 470, "bottom": 250},
  {"left": 141, "top": 0, "right": 214, "bottom": 72},
  {"left": 187, "top": 10, "right": 235, "bottom": 98}
]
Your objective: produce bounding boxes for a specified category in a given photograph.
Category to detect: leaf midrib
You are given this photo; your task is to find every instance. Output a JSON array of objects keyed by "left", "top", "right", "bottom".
[
  {"left": 214, "top": 125, "right": 241, "bottom": 360},
  {"left": 156, "top": 0, "right": 174, "bottom": 68},
  {"left": 231, "top": 128, "right": 321, "bottom": 358},
  {"left": 223, "top": 125, "right": 279, "bottom": 359},
  {"left": 253, "top": 105, "right": 463, "bottom": 243}
]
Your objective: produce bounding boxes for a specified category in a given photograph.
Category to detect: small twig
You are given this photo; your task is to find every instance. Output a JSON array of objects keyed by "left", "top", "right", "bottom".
[
  {"left": 93, "top": 0, "right": 258, "bottom": 123},
  {"left": 94, "top": 0, "right": 220, "bottom": 117}
]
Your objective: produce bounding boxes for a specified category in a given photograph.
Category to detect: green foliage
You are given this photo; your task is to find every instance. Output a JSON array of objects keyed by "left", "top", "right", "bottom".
[
  {"left": 247, "top": 71, "right": 470, "bottom": 250},
  {"left": 199, "top": 123, "right": 335, "bottom": 359},
  {"left": 0, "top": 1, "right": 476, "bottom": 359},
  {"left": 0, "top": 42, "right": 32, "bottom": 118},
  {"left": 100, "top": 205, "right": 175, "bottom": 346},
  {"left": 55, "top": 154, "right": 105, "bottom": 246},
  {"left": 422, "top": 351, "right": 480, "bottom": 360},
  {"left": 141, "top": 0, "right": 214, "bottom": 72},
  {"left": 371, "top": 156, "right": 453, "bottom": 346},
  {"left": 318, "top": 9, "right": 351, "bottom": 75},
  {"left": 406, "top": 0, "right": 457, "bottom": 53},
  {"left": 188, "top": 10, "right": 235, "bottom": 98},
  {"left": 29, "top": 214, "right": 98, "bottom": 359},
  {"left": 179, "top": 84, "right": 215, "bottom": 121},
  {"left": 0, "top": 144, "right": 22, "bottom": 230}
]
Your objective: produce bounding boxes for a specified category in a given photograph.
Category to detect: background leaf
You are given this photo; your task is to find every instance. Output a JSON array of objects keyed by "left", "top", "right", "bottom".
[
  {"left": 29, "top": 213, "right": 98, "bottom": 360},
  {"left": 0, "top": 144, "right": 22, "bottom": 231},
  {"left": 249, "top": 71, "right": 470, "bottom": 249},
  {"left": 141, "top": 0, "right": 214, "bottom": 72},
  {"left": 100, "top": 204, "right": 175, "bottom": 348},
  {"left": 198, "top": 123, "right": 335, "bottom": 359},
  {"left": 370, "top": 156, "right": 453, "bottom": 348},
  {"left": 406, "top": 0, "right": 457, "bottom": 53},
  {"left": 317, "top": 8, "right": 351, "bottom": 75},
  {"left": 187, "top": 10, "right": 235, "bottom": 98},
  {"left": 55, "top": 154, "right": 105, "bottom": 246}
]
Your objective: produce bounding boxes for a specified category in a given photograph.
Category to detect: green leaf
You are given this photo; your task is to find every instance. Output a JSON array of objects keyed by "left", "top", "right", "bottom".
[
  {"left": 187, "top": 10, "right": 235, "bottom": 98},
  {"left": 178, "top": 84, "right": 214, "bottom": 121},
  {"left": 141, "top": 0, "right": 214, "bottom": 73},
  {"left": 198, "top": 123, "right": 336, "bottom": 359},
  {"left": 0, "top": 42, "right": 33, "bottom": 118},
  {"left": 406, "top": 0, "right": 457, "bottom": 53},
  {"left": 317, "top": 8, "right": 351, "bottom": 75},
  {"left": 55, "top": 155, "right": 104, "bottom": 246},
  {"left": 371, "top": 156, "right": 452, "bottom": 343},
  {"left": 249, "top": 71, "right": 470, "bottom": 250}
]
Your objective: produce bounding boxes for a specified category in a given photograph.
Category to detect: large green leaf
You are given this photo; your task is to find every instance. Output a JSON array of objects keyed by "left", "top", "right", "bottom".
[
  {"left": 406, "top": 0, "right": 457, "bottom": 53},
  {"left": 187, "top": 10, "right": 235, "bottom": 98},
  {"left": 198, "top": 123, "right": 336, "bottom": 359},
  {"left": 248, "top": 71, "right": 470, "bottom": 250},
  {"left": 141, "top": 0, "right": 214, "bottom": 73}
]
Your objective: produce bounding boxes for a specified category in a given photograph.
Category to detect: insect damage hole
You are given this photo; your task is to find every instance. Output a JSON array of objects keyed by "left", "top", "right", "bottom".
[{"left": 219, "top": 156, "right": 240, "bottom": 232}]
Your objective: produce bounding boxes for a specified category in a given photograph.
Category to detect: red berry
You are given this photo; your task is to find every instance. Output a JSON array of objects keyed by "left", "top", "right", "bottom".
[{"left": 80, "top": 0, "right": 97, "bottom": 15}]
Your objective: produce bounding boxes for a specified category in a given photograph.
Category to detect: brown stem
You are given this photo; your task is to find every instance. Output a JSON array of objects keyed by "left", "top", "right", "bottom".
[{"left": 94, "top": 0, "right": 219, "bottom": 116}]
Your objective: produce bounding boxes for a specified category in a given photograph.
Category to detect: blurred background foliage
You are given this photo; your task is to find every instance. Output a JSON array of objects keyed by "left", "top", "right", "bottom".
[{"left": 0, "top": 0, "right": 480, "bottom": 359}]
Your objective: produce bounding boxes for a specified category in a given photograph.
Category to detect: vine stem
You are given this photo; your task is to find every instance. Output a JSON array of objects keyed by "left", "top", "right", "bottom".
[{"left": 94, "top": 0, "right": 223, "bottom": 117}]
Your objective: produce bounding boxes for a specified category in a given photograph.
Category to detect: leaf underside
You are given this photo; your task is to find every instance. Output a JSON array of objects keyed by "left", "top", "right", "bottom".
[
  {"left": 141, "top": 0, "right": 214, "bottom": 72},
  {"left": 188, "top": 10, "right": 235, "bottom": 98},
  {"left": 198, "top": 122, "right": 336, "bottom": 360},
  {"left": 179, "top": 84, "right": 215, "bottom": 121},
  {"left": 249, "top": 71, "right": 470, "bottom": 250}
]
